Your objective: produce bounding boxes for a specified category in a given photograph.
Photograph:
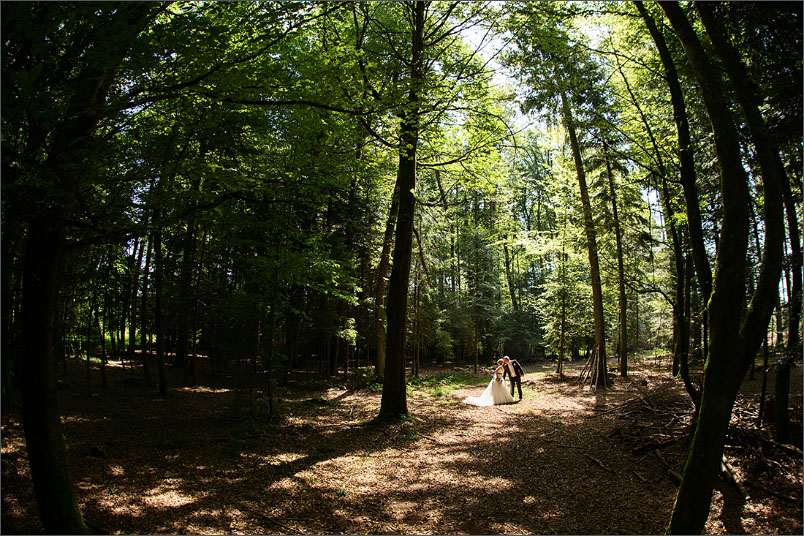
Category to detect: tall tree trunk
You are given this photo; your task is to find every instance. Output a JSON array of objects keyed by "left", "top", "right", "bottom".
[
  {"left": 140, "top": 234, "right": 154, "bottom": 379},
  {"left": 96, "top": 302, "right": 107, "bottom": 389},
  {"left": 174, "top": 179, "right": 201, "bottom": 380},
  {"left": 660, "top": 3, "right": 785, "bottom": 533},
  {"left": 679, "top": 251, "right": 700, "bottom": 408},
  {"left": 558, "top": 284, "right": 567, "bottom": 377},
  {"left": 188, "top": 230, "right": 207, "bottom": 387},
  {"left": 128, "top": 236, "right": 146, "bottom": 370},
  {"left": 696, "top": 0, "right": 799, "bottom": 445},
  {"left": 21, "top": 222, "right": 88, "bottom": 534},
  {"left": 85, "top": 300, "right": 94, "bottom": 398},
  {"left": 614, "top": 15, "right": 694, "bottom": 387},
  {"left": 603, "top": 140, "right": 627, "bottom": 377},
  {"left": 503, "top": 238, "right": 519, "bottom": 312},
  {"left": 775, "top": 177, "right": 803, "bottom": 441},
  {"left": 637, "top": 1, "right": 713, "bottom": 304},
  {"left": 379, "top": 0, "right": 426, "bottom": 420},
  {"left": 153, "top": 223, "right": 168, "bottom": 397},
  {"left": 14, "top": 4, "right": 156, "bottom": 527},
  {"left": 374, "top": 182, "right": 399, "bottom": 377},
  {"left": 560, "top": 90, "right": 608, "bottom": 389}
]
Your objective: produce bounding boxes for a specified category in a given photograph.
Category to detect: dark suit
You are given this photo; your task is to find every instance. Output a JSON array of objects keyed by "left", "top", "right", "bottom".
[{"left": 502, "top": 358, "right": 524, "bottom": 399}]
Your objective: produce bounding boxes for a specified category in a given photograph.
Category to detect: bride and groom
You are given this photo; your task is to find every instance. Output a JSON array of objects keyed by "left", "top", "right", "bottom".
[{"left": 462, "top": 356, "right": 524, "bottom": 406}]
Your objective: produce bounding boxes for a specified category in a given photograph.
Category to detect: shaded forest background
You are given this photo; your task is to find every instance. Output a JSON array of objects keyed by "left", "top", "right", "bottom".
[{"left": 1, "top": 1, "right": 802, "bottom": 534}]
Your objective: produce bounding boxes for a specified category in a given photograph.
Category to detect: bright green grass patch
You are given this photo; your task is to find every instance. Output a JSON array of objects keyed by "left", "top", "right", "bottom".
[{"left": 407, "top": 371, "right": 486, "bottom": 398}]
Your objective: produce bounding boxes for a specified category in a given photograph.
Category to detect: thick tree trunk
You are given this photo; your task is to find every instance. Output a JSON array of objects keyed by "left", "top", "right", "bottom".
[
  {"left": 374, "top": 182, "right": 399, "bottom": 377},
  {"left": 14, "top": 5, "right": 157, "bottom": 526},
  {"left": 560, "top": 91, "right": 608, "bottom": 389},
  {"left": 21, "top": 221, "right": 88, "bottom": 534},
  {"left": 379, "top": 0, "right": 426, "bottom": 420},
  {"left": 696, "top": 0, "right": 798, "bottom": 444},
  {"left": 380, "top": 133, "right": 417, "bottom": 419},
  {"left": 660, "top": 3, "right": 784, "bottom": 533}
]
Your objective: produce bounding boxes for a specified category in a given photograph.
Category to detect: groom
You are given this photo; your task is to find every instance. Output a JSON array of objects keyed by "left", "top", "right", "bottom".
[{"left": 502, "top": 356, "right": 524, "bottom": 401}]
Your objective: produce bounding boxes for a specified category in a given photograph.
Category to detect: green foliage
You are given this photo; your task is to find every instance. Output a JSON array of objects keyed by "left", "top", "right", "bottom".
[
  {"left": 7, "top": 0, "right": 794, "bottom": 412},
  {"left": 407, "top": 371, "right": 485, "bottom": 398}
]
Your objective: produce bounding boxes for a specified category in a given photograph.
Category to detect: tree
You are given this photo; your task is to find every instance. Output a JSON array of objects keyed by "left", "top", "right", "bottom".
[
  {"left": 604, "top": 14, "right": 700, "bottom": 402},
  {"left": 695, "top": 0, "right": 802, "bottom": 445},
  {"left": 3, "top": 4, "right": 164, "bottom": 531},
  {"left": 559, "top": 90, "right": 609, "bottom": 388},
  {"left": 505, "top": 2, "right": 612, "bottom": 388},
  {"left": 658, "top": 3, "right": 785, "bottom": 532}
]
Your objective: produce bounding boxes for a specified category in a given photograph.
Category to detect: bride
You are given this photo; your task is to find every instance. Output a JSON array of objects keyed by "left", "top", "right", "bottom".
[{"left": 462, "top": 359, "right": 515, "bottom": 406}]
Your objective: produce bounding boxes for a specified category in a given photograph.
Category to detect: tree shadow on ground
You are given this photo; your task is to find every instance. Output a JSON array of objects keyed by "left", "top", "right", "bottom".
[{"left": 2, "top": 357, "right": 801, "bottom": 535}]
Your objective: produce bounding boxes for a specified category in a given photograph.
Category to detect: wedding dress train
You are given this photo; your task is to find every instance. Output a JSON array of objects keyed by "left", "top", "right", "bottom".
[{"left": 462, "top": 369, "right": 515, "bottom": 406}]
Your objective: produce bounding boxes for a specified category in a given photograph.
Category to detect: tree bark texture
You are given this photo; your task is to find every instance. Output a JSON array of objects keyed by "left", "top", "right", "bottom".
[
  {"left": 21, "top": 222, "right": 88, "bottom": 534},
  {"left": 603, "top": 141, "right": 627, "bottom": 377},
  {"left": 374, "top": 182, "right": 399, "bottom": 377},
  {"left": 560, "top": 91, "right": 608, "bottom": 388},
  {"left": 14, "top": 4, "right": 158, "bottom": 531},
  {"left": 379, "top": 1, "right": 426, "bottom": 420},
  {"left": 696, "top": 0, "right": 793, "bottom": 443},
  {"left": 660, "top": 2, "right": 784, "bottom": 533}
]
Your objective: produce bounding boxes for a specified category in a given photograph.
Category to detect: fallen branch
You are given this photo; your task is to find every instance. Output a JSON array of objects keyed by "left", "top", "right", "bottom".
[
  {"left": 719, "top": 459, "right": 800, "bottom": 504},
  {"left": 633, "top": 470, "right": 648, "bottom": 483},
  {"left": 655, "top": 449, "right": 682, "bottom": 483},
  {"left": 721, "top": 460, "right": 750, "bottom": 498},
  {"left": 585, "top": 453, "right": 615, "bottom": 473}
]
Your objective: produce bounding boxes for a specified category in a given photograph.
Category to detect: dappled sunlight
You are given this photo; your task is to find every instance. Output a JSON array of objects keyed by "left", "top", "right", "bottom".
[
  {"left": 62, "top": 414, "right": 110, "bottom": 425},
  {"left": 108, "top": 464, "right": 125, "bottom": 477},
  {"left": 142, "top": 485, "right": 198, "bottom": 509},
  {"left": 177, "top": 385, "right": 232, "bottom": 394},
  {"left": 3, "top": 358, "right": 800, "bottom": 535}
]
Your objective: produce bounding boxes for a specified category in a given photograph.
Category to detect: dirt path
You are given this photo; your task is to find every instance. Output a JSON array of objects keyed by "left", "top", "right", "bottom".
[{"left": 2, "top": 358, "right": 801, "bottom": 534}]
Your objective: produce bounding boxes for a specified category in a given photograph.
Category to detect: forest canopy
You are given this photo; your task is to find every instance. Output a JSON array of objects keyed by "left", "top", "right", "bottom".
[{"left": 1, "top": 1, "right": 801, "bottom": 534}]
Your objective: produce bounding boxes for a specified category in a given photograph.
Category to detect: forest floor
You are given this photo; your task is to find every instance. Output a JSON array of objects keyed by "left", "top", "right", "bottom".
[{"left": 2, "top": 355, "right": 802, "bottom": 535}]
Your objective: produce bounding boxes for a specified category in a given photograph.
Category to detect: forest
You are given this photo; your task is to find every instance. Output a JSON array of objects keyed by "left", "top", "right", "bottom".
[{"left": 1, "top": 1, "right": 802, "bottom": 534}]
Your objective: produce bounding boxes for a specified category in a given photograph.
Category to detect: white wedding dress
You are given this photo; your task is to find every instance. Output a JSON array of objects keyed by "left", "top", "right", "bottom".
[{"left": 462, "top": 367, "right": 515, "bottom": 406}]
